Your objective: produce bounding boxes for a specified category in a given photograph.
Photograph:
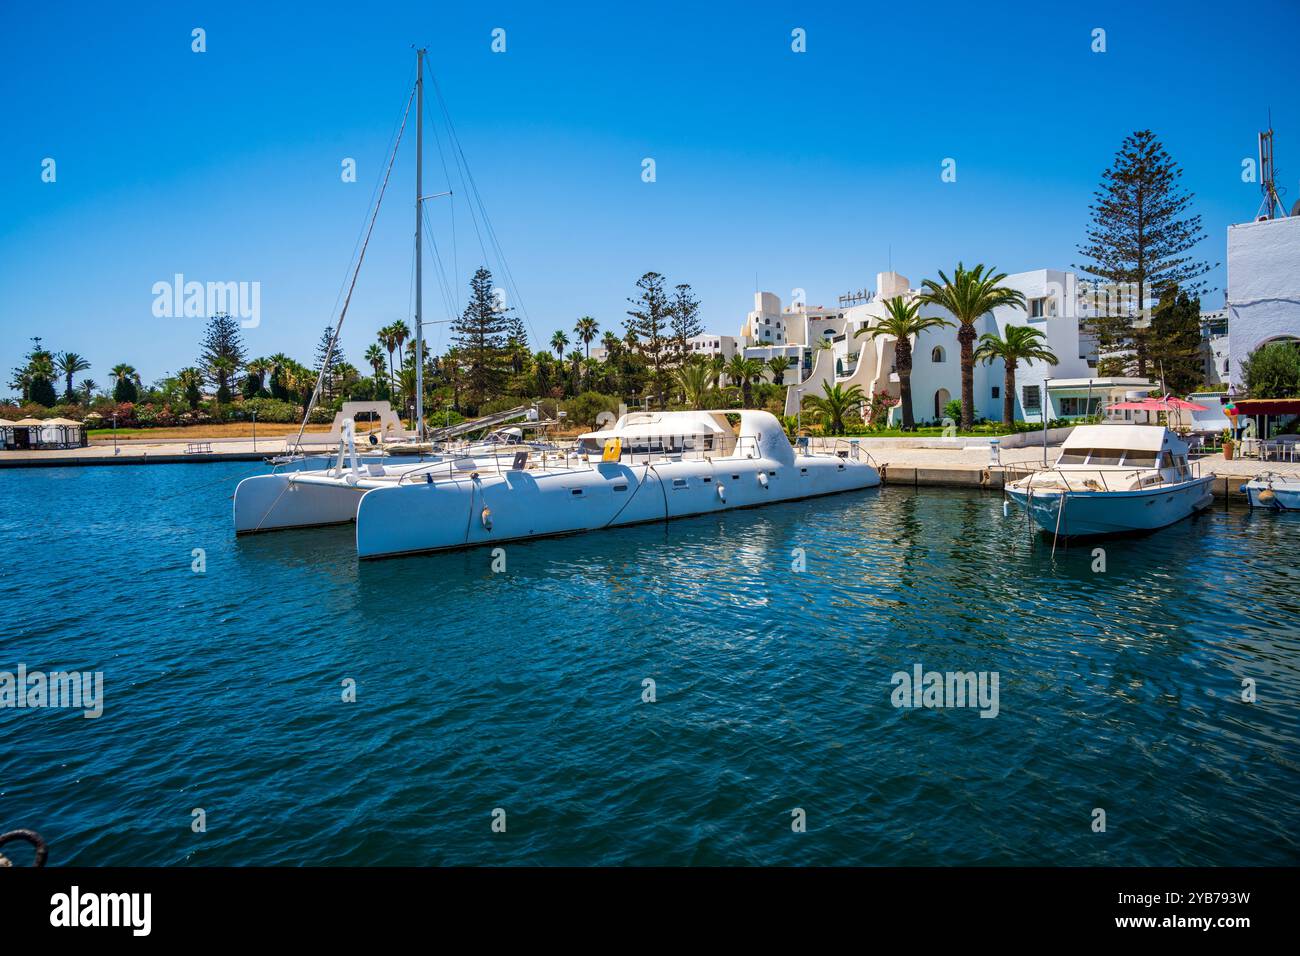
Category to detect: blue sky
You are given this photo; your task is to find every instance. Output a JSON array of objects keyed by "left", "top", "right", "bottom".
[{"left": 3, "top": 0, "right": 1298, "bottom": 390}]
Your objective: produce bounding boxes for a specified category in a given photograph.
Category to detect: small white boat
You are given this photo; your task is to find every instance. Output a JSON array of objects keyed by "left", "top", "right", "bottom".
[
  {"left": 233, "top": 410, "right": 881, "bottom": 558},
  {"left": 1242, "top": 472, "right": 1300, "bottom": 510},
  {"left": 1005, "top": 424, "right": 1214, "bottom": 537}
]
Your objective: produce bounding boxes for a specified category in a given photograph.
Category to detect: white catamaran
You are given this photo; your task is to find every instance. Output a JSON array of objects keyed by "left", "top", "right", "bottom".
[
  {"left": 234, "top": 410, "right": 881, "bottom": 558},
  {"left": 231, "top": 53, "right": 882, "bottom": 557}
]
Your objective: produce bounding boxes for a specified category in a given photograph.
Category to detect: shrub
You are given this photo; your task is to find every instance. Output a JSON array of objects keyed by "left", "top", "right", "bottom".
[
  {"left": 1242, "top": 341, "right": 1300, "bottom": 398},
  {"left": 237, "top": 398, "right": 301, "bottom": 423},
  {"left": 562, "top": 391, "right": 621, "bottom": 429}
]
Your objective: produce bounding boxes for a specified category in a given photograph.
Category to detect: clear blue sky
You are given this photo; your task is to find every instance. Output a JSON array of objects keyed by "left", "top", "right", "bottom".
[{"left": 3, "top": 0, "right": 1298, "bottom": 390}]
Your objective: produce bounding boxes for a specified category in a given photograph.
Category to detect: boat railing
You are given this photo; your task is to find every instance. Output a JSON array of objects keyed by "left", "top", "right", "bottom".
[
  {"left": 1010, "top": 460, "right": 1202, "bottom": 494},
  {"left": 806, "top": 436, "right": 880, "bottom": 469}
]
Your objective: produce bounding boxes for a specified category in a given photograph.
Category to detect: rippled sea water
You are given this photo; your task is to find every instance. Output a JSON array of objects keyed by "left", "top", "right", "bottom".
[{"left": 2, "top": 463, "right": 1298, "bottom": 866}]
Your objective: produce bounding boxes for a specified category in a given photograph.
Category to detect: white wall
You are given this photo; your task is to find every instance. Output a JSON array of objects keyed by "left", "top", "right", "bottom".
[{"left": 1227, "top": 216, "right": 1300, "bottom": 387}]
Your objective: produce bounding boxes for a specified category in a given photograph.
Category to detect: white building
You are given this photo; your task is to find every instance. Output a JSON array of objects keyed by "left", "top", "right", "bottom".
[
  {"left": 1226, "top": 215, "right": 1300, "bottom": 388},
  {"left": 771, "top": 268, "right": 1151, "bottom": 424},
  {"left": 684, "top": 333, "right": 738, "bottom": 360}
]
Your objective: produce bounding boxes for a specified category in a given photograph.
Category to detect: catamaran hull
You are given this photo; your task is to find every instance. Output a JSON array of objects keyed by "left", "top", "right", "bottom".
[
  {"left": 233, "top": 473, "right": 367, "bottom": 533},
  {"left": 1005, "top": 476, "right": 1215, "bottom": 537},
  {"left": 353, "top": 456, "right": 880, "bottom": 559}
]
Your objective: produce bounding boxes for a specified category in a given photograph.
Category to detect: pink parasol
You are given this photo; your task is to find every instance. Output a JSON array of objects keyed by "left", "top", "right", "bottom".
[{"left": 1108, "top": 395, "right": 1208, "bottom": 412}]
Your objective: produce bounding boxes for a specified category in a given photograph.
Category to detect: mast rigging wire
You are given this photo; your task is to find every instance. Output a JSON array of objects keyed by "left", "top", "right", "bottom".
[{"left": 291, "top": 82, "right": 417, "bottom": 452}]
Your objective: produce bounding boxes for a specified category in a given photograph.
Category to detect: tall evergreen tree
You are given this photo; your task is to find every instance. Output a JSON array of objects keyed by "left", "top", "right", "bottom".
[
  {"left": 669, "top": 283, "right": 703, "bottom": 359},
  {"left": 451, "top": 267, "right": 509, "bottom": 412},
  {"left": 1074, "top": 130, "right": 1216, "bottom": 378},
  {"left": 314, "top": 327, "right": 343, "bottom": 401},
  {"left": 625, "top": 271, "right": 673, "bottom": 407},
  {"left": 503, "top": 312, "right": 530, "bottom": 374},
  {"left": 199, "top": 313, "right": 247, "bottom": 395},
  {"left": 1147, "top": 287, "right": 1206, "bottom": 395}
]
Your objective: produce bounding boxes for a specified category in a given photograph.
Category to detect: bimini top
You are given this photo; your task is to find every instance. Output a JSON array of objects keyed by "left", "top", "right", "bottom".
[
  {"left": 1062, "top": 423, "right": 1172, "bottom": 453},
  {"left": 578, "top": 410, "right": 731, "bottom": 442}
]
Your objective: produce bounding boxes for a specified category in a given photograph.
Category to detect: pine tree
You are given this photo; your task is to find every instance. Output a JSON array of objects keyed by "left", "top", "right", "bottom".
[
  {"left": 451, "top": 267, "right": 509, "bottom": 412},
  {"left": 314, "top": 327, "right": 343, "bottom": 401},
  {"left": 670, "top": 283, "right": 703, "bottom": 360},
  {"left": 1074, "top": 130, "right": 1216, "bottom": 378},
  {"left": 1148, "top": 288, "right": 1206, "bottom": 395},
  {"left": 625, "top": 272, "right": 673, "bottom": 407},
  {"left": 199, "top": 313, "right": 247, "bottom": 395},
  {"left": 503, "top": 311, "right": 530, "bottom": 375}
]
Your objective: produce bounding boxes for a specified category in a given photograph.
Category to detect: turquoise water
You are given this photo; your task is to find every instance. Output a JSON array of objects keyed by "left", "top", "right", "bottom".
[{"left": 2, "top": 463, "right": 1298, "bottom": 866}]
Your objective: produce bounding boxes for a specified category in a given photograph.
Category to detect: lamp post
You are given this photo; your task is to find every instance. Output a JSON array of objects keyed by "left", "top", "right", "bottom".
[
  {"left": 112, "top": 415, "right": 118, "bottom": 456},
  {"left": 252, "top": 410, "right": 257, "bottom": 453},
  {"left": 796, "top": 386, "right": 805, "bottom": 436}
]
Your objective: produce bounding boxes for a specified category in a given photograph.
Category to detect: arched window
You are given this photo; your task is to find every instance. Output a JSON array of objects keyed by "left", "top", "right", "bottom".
[
  {"left": 931, "top": 346, "right": 945, "bottom": 363},
  {"left": 934, "top": 388, "right": 951, "bottom": 420}
]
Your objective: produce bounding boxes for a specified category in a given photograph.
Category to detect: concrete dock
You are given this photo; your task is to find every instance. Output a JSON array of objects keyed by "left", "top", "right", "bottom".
[{"left": 2, "top": 436, "right": 1295, "bottom": 501}]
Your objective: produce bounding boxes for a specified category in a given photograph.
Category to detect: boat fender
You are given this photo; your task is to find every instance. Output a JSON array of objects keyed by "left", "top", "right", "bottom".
[
  {"left": 1002, "top": 499, "right": 1009, "bottom": 517},
  {"left": 481, "top": 506, "right": 493, "bottom": 531},
  {"left": 717, "top": 483, "right": 726, "bottom": 502},
  {"left": 1258, "top": 488, "right": 1275, "bottom": 503},
  {"left": 758, "top": 472, "right": 769, "bottom": 488}
]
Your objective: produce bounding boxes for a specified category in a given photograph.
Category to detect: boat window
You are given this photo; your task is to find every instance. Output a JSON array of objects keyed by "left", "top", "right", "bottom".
[
  {"left": 1086, "top": 449, "right": 1126, "bottom": 466},
  {"left": 1122, "top": 451, "right": 1157, "bottom": 468},
  {"left": 672, "top": 478, "right": 688, "bottom": 489},
  {"left": 1161, "top": 452, "right": 1175, "bottom": 469},
  {"left": 571, "top": 488, "right": 585, "bottom": 497},
  {"left": 612, "top": 483, "right": 628, "bottom": 492},
  {"left": 1057, "top": 450, "right": 1088, "bottom": 464}
]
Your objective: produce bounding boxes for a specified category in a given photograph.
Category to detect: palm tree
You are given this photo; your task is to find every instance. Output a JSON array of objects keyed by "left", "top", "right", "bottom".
[
  {"left": 767, "top": 355, "right": 794, "bottom": 386},
  {"left": 551, "top": 330, "right": 570, "bottom": 360},
  {"left": 855, "top": 296, "right": 955, "bottom": 431},
  {"left": 363, "top": 344, "right": 388, "bottom": 396},
  {"left": 708, "top": 354, "right": 726, "bottom": 389},
  {"left": 55, "top": 352, "right": 91, "bottom": 402},
  {"left": 973, "top": 325, "right": 1059, "bottom": 426},
  {"left": 918, "top": 263, "right": 1026, "bottom": 429},
  {"left": 601, "top": 331, "right": 621, "bottom": 357},
  {"left": 724, "top": 355, "right": 765, "bottom": 407},
  {"left": 802, "top": 381, "right": 866, "bottom": 436},
  {"left": 110, "top": 363, "right": 140, "bottom": 403},
  {"left": 244, "top": 357, "right": 273, "bottom": 397},
  {"left": 565, "top": 349, "right": 584, "bottom": 394},
  {"left": 176, "top": 367, "right": 204, "bottom": 410},
  {"left": 574, "top": 316, "right": 599, "bottom": 358},
  {"left": 676, "top": 362, "right": 712, "bottom": 410},
  {"left": 77, "top": 379, "right": 98, "bottom": 403},
  {"left": 378, "top": 325, "right": 398, "bottom": 388},
  {"left": 391, "top": 321, "right": 411, "bottom": 372}
]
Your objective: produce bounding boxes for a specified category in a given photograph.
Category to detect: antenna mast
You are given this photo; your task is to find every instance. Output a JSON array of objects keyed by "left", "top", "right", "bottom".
[{"left": 1257, "top": 115, "right": 1287, "bottom": 220}]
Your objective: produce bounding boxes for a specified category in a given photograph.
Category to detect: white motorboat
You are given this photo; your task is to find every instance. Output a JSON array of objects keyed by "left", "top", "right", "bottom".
[
  {"left": 1004, "top": 424, "right": 1215, "bottom": 536},
  {"left": 1242, "top": 472, "right": 1300, "bottom": 510},
  {"left": 233, "top": 409, "right": 882, "bottom": 558}
]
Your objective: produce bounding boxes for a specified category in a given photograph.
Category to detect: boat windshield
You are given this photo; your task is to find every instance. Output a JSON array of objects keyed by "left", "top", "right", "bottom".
[{"left": 1057, "top": 448, "right": 1159, "bottom": 467}]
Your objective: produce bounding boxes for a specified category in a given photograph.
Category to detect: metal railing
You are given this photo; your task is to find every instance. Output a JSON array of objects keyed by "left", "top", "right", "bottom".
[{"left": 1003, "top": 460, "right": 1201, "bottom": 494}]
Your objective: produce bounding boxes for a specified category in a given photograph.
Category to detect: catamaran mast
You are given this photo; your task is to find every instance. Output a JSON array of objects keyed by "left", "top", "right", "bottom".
[{"left": 414, "top": 47, "right": 426, "bottom": 442}]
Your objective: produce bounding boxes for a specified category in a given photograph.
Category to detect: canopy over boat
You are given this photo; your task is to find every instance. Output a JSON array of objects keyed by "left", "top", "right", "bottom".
[{"left": 1062, "top": 423, "right": 1172, "bottom": 452}]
